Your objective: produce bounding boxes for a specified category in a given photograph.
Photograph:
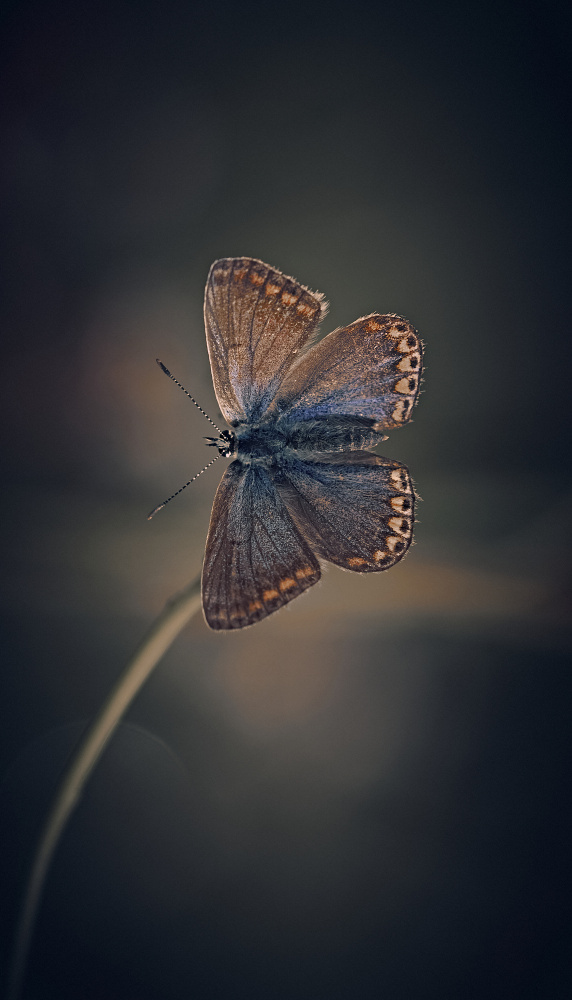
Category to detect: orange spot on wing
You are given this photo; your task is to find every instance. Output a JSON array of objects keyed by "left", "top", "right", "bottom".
[
  {"left": 390, "top": 469, "right": 410, "bottom": 490},
  {"left": 295, "top": 566, "right": 316, "bottom": 580},
  {"left": 296, "top": 301, "right": 315, "bottom": 317},
  {"left": 397, "top": 356, "right": 418, "bottom": 372},
  {"left": 395, "top": 377, "right": 413, "bottom": 394},
  {"left": 348, "top": 556, "right": 369, "bottom": 568},
  {"left": 279, "top": 577, "right": 297, "bottom": 592},
  {"left": 392, "top": 401, "right": 408, "bottom": 422},
  {"left": 263, "top": 588, "right": 280, "bottom": 601},
  {"left": 389, "top": 516, "right": 409, "bottom": 534},
  {"left": 398, "top": 335, "right": 417, "bottom": 352},
  {"left": 387, "top": 322, "right": 408, "bottom": 338}
]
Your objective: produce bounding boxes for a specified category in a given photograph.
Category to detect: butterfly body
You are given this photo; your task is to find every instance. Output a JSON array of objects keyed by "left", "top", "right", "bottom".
[
  {"left": 197, "top": 257, "right": 423, "bottom": 630},
  {"left": 231, "top": 412, "right": 383, "bottom": 466}
]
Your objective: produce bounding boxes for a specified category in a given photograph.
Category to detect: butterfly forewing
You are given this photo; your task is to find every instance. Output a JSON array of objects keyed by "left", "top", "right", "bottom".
[
  {"left": 276, "top": 453, "right": 415, "bottom": 571},
  {"left": 204, "top": 257, "right": 328, "bottom": 425},
  {"left": 272, "top": 314, "right": 422, "bottom": 432},
  {"left": 202, "top": 461, "right": 321, "bottom": 629}
]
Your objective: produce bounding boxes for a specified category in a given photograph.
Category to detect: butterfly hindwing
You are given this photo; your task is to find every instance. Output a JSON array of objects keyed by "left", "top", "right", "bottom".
[
  {"left": 276, "top": 452, "right": 415, "bottom": 571},
  {"left": 272, "top": 313, "right": 422, "bottom": 433},
  {"left": 202, "top": 460, "right": 321, "bottom": 630},
  {"left": 204, "top": 257, "right": 328, "bottom": 425}
]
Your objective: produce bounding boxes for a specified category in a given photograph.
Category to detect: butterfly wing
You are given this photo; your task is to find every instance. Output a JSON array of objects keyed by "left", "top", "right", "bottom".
[
  {"left": 276, "top": 452, "right": 415, "bottom": 571},
  {"left": 204, "top": 257, "right": 328, "bottom": 425},
  {"left": 272, "top": 313, "right": 422, "bottom": 434},
  {"left": 202, "top": 461, "right": 321, "bottom": 629}
]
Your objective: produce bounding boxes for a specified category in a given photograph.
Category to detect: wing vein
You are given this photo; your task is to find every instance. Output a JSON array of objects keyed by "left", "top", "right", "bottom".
[
  {"left": 253, "top": 289, "right": 304, "bottom": 361},
  {"left": 247, "top": 260, "right": 266, "bottom": 363}
]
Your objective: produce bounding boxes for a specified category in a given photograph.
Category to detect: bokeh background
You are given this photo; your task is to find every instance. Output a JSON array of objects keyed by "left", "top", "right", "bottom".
[{"left": 1, "top": 1, "right": 571, "bottom": 997}]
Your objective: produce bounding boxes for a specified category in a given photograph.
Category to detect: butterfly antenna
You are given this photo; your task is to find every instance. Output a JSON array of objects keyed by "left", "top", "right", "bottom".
[
  {"left": 155, "top": 359, "right": 224, "bottom": 435},
  {"left": 147, "top": 454, "right": 223, "bottom": 520}
]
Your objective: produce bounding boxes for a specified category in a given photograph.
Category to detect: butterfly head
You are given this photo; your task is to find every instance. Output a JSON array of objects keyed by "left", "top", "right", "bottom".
[{"left": 204, "top": 429, "right": 236, "bottom": 458}]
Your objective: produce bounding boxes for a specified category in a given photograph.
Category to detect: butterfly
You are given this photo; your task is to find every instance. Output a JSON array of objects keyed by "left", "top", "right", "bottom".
[{"left": 185, "top": 257, "right": 422, "bottom": 629}]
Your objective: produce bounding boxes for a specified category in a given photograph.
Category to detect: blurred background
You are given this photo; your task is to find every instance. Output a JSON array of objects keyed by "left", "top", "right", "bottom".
[{"left": 1, "top": 1, "right": 571, "bottom": 997}]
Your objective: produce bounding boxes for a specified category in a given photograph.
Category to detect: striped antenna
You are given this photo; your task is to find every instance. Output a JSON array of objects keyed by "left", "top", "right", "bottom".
[
  {"left": 147, "top": 454, "right": 222, "bottom": 520},
  {"left": 156, "top": 359, "right": 224, "bottom": 435}
]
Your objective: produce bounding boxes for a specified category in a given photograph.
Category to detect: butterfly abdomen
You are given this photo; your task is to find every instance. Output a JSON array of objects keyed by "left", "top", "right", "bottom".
[{"left": 280, "top": 415, "right": 384, "bottom": 453}]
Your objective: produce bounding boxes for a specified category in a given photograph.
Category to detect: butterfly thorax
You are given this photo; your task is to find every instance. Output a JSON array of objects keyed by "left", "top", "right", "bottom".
[{"left": 234, "top": 421, "right": 288, "bottom": 466}]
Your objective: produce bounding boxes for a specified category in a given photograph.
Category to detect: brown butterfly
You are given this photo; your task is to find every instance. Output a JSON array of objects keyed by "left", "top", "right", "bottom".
[{"left": 159, "top": 258, "right": 423, "bottom": 630}]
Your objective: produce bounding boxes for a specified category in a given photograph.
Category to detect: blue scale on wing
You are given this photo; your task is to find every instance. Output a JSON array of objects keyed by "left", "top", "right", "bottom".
[
  {"left": 275, "top": 452, "right": 414, "bottom": 571},
  {"left": 202, "top": 462, "right": 320, "bottom": 629},
  {"left": 271, "top": 314, "right": 421, "bottom": 433}
]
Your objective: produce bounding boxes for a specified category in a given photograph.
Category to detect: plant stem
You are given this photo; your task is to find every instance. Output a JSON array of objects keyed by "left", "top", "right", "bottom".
[{"left": 7, "top": 574, "right": 202, "bottom": 1000}]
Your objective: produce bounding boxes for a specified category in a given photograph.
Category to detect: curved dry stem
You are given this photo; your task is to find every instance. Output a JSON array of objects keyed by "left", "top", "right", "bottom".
[{"left": 7, "top": 574, "right": 202, "bottom": 1000}]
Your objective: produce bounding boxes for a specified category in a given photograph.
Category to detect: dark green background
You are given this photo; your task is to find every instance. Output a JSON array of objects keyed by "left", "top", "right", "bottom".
[{"left": 1, "top": 1, "right": 571, "bottom": 997}]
